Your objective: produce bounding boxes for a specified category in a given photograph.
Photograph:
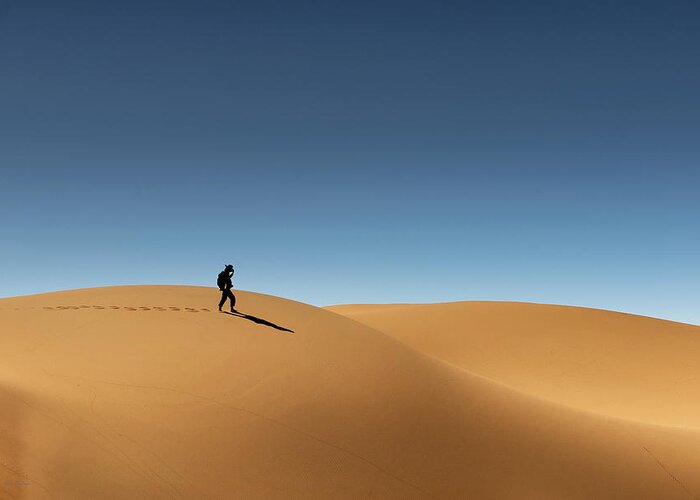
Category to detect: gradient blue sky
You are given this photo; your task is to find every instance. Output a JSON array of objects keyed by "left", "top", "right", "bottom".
[{"left": 1, "top": 1, "right": 699, "bottom": 323}]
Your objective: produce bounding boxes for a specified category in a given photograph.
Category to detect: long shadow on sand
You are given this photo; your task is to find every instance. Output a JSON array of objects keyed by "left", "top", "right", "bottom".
[{"left": 223, "top": 311, "right": 294, "bottom": 333}]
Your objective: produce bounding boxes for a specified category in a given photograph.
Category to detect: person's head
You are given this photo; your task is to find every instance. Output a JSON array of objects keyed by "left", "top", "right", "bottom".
[{"left": 225, "top": 264, "right": 234, "bottom": 273}]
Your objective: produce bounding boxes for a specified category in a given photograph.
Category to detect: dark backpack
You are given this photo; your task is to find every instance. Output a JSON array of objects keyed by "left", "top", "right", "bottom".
[{"left": 217, "top": 271, "right": 227, "bottom": 290}]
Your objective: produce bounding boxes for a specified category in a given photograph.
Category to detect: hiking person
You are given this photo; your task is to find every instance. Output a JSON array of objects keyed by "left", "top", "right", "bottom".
[{"left": 217, "top": 264, "right": 236, "bottom": 312}]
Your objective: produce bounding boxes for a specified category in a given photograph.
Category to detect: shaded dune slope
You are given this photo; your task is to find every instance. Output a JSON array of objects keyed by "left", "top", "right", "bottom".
[
  {"left": 0, "top": 287, "right": 698, "bottom": 499},
  {"left": 327, "top": 302, "right": 700, "bottom": 428}
]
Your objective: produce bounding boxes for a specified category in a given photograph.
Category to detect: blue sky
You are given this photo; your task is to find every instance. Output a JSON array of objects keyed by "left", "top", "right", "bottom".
[{"left": 1, "top": 0, "right": 700, "bottom": 323}]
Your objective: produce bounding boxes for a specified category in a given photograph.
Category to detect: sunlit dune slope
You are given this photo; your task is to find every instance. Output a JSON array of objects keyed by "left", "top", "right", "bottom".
[
  {"left": 327, "top": 301, "right": 700, "bottom": 427},
  {"left": 1, "top": 287, "right": 699, "bottom": 499}
]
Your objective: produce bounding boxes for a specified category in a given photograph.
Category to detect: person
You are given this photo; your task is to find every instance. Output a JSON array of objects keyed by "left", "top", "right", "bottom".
[{"left": 217, "top": 264, "right": 236, "bottom": 312}]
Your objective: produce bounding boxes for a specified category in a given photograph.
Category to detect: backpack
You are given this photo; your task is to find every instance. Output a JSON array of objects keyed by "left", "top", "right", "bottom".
[{"left": 217, "top": 271, "right": 227, "bottom": 290}]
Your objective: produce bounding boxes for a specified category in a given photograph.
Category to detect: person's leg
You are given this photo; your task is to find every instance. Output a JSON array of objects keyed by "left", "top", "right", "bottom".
[
  {"left": 227, "top": 290, "right": 236, "bottom": 311},
  {"left": 219, "top": 291, "right": 227, "bottom": 311}
]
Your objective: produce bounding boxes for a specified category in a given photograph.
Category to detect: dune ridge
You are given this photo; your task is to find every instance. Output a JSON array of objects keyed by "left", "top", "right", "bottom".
[
  {"left": 327, "top": 301, "right": 700, "bottom": 428},
  {"left": 1, "top": 286, "right": 699, "bottom": 499}
]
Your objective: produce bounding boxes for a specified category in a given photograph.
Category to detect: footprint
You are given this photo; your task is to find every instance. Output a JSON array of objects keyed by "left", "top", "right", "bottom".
[
  {"left": 68, "top": 306, "right": 79, "bottom": 310},
  {"left": 139, "top": 307, "right": 151, "bottom": 311},
  {"left": 184, "top": 307, "right": 199, "bottom": 313},
  {"left": 57, "top": 306, "right": 70, "bottom": 310},
  {"left": 124, "top": 307, "right": 137, "bottom": 311},
  {"left": 43, "top": 307, "right": 55, "bottom": 310},
  {"left": 109, "top": 306, "right": 121, "bottom": 310},
  {"left": 169, "top": 307, "right": 181, "bottom": 311},
  {"left": 92, "top": 305, "right": 105, "bottom": 309},
  {"left": 153, "top": 307, "right": 166, "bottom": 311},
  {"left": 79, "top": 305, "right": 91, "bottom": 309},
  {"left": 200, "top": 308, "right": 211, "bottom": 312}
]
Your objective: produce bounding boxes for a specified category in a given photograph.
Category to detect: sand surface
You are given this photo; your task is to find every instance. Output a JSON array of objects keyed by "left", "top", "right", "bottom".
[
  {"left": 1, "top": 287, "right": 699, "bottom": 499},
  {"left": 327, "top": 302, "right": 700, "bottom": 427}
]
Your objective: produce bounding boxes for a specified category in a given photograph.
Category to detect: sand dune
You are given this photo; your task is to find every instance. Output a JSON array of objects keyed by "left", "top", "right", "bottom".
[
  {"left": 1, "top": 287, "right": 699, "bottom": 499},
  {"left": 327, "top": 302, "right": 700, "bottom": 428}
]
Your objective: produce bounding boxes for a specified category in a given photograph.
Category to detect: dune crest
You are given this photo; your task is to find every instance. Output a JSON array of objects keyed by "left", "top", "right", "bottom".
[
  {"left": 327, "top": 301, "right": 700, "bottom": 428},
  {"left": 0, "top": 287, "right": 699, "bottom": 499}
]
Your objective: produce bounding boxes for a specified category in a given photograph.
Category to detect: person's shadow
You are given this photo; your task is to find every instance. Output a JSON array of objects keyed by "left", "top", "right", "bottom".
[{"left": 223, "top": 311, "right": 294, "bottom": 333}]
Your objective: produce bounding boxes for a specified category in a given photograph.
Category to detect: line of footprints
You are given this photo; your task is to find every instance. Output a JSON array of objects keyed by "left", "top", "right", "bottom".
[{"left": 41, "top": 305, "right": 211, "bottom": 313}]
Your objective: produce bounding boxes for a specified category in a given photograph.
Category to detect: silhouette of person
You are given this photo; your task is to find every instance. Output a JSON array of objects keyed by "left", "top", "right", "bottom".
[{"left": 217, "top": 264, "right": 236, "bottom": 312}]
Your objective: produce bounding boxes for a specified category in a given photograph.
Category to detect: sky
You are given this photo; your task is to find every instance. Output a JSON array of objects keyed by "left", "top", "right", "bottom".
[{"left": 1, "top": 0, "right": 699, "bottom": 323}]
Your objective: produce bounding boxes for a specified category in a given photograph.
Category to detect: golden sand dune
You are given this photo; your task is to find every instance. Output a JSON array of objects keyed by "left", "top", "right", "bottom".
[
  {"left": 1, "top": 287, "right": 699, "bottom": 499},
  {"left": 327, "top": 302, "right": 700, "bottom": 428}
]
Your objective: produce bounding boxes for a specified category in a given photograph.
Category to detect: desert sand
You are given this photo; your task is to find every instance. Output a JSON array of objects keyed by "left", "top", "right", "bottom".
[{"left": 1, "top": 286, "right": 699, "bottom": 499}]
